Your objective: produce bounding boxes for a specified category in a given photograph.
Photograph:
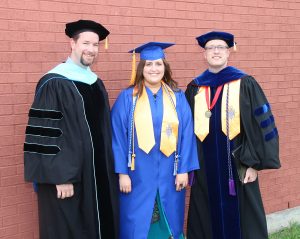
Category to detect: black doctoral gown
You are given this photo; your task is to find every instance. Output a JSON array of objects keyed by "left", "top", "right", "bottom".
[
  {"left": 185, "top": 73, "right": 280, "bottom": 239},
  {"left": 24, "top": 73, "right": 119, "bottom": 239}
]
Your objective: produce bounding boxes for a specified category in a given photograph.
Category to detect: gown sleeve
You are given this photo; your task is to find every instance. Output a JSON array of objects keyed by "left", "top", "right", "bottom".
[
  {"left": 185, "top": 83, "right": 196, "bottom": 115},
  {"left": 239, "top": 75, "right": 281, "bottom": 170},
  {"left": 24, "top": 75, "right": 91, "bottom": 184},
  {"left": 177, "top": 91, "right": 200, "bottom": 173},
  {"left": 111, "top": 90, "right": 131, "bottom": 174}
]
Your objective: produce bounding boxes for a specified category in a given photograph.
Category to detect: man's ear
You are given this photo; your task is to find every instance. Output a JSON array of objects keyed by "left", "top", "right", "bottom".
[
  {"left": 203, "top": 50, "right": 207, "bottom": 60},
  {"left": 70, "top": 38, "right": 75, "bottom": 50},
  {"left": 226, "top": 49, "right": 231, "bottom": 58}
]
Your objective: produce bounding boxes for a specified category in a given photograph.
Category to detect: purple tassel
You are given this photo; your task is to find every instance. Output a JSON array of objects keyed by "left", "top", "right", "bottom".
[
  {"left": 229, "top": 179, "right": 236, "bottom": 196},
  {"left": 188, "top": 171, "right": 195, "bottom": 186}
]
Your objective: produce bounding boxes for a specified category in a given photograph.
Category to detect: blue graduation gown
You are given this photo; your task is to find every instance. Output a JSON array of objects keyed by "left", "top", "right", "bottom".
[{"left": 111, "top": 86, "right": 199, "bottom": 239}]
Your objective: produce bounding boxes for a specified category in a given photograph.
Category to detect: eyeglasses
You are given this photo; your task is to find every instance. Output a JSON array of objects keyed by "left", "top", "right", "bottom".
[{"left": 205, "top": 45, "right": 229, "bottom": 52}]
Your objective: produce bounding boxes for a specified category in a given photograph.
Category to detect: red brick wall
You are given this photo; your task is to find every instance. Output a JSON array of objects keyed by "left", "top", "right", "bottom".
[{"left": 0, "top": 0, "right": 299, "bottom": 238}]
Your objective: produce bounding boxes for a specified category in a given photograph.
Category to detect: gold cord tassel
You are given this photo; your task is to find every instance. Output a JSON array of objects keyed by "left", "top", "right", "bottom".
[
  {"left": 129, "top": 50, "right": 136, "bottom": 85},
  {"left": 104, "top": 37, "right": 108, "bottom": 50},
  {"left": 233, "top": 42, "right": 237, "bottom": 51},
  {"left": 131, "top": 154, "right": 135, "bottom": 170}
]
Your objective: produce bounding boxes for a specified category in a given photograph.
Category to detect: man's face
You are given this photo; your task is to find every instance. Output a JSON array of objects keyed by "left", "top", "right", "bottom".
[
  {"left": 70, "top": 31, "right": 99, "bottom": 68},
  {"left": 204, "top": 39, "right": 230, "bottom": 72}
]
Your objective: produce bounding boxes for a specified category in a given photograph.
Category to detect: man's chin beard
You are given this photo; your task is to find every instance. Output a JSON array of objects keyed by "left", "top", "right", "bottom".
[
  {"left": 81, "top": 61, "right": 91, "bottom": 67},
  {"left": 80, "top": 56, "right": 94, "bottom": 67}
]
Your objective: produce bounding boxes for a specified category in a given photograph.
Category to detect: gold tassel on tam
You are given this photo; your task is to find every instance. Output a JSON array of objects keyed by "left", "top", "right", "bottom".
[
  {"left": 233, "top": 42, "right": 237, "bottom": 51},
  {"left": 104, "top": 37, "right": 108, "bottom": 50},
  {"left": 129, "top": 50, "right": 136, "bottom": 85}
]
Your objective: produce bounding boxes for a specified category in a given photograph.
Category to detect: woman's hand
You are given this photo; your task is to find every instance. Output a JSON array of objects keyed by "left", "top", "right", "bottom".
[
  {"left": 119, "top": 174, "right": 132, "bottom": 193},
  {"left": 243, "top": 167, "right": 258, "bottom": 184},
  {"left": 175, "top": 173, "right": 188, "bottom": 191}
]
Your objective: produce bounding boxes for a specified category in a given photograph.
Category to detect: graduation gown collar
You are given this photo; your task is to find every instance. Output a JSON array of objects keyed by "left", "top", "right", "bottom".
[
  {"left": 193, "top": 66, "right": 246, "bottom": 87},
  {"left": 144, "top": 84, "right": 163, "bottom": 98},
  {"left": 47, "top": 57, "right": 98, "bottom": 85}
]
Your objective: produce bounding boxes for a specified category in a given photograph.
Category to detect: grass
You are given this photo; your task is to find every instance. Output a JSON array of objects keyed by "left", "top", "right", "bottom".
[{"left": 269, "top": 222, "right": 300, "bottom": 239}]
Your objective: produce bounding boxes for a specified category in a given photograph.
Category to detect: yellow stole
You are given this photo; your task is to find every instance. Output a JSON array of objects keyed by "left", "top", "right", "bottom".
[
  {"left": 194, "top": 79, "right": 241, "bottom": 141},
  {"left": 134, "top": 82, "right": 179, "bottom": 158}
]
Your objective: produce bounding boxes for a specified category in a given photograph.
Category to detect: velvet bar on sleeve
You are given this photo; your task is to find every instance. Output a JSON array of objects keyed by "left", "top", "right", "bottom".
[
  {"left": 24, "top": 74, "right": 91, "bottom": 184},
  {"left": 239, "top": 75, "right": 280, "bottom": 170}
]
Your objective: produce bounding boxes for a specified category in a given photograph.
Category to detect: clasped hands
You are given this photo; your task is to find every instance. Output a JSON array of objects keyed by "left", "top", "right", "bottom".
[{"left": 119, "top": 173, "right": 188, "bottom": 193}]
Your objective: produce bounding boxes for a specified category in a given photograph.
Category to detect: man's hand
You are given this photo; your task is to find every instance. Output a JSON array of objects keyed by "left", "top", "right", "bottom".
[
  {"left": 56, "top": 184, "right": 74, "bottom": 199},
  {"left": 119, "top": 174, "right": 131, "bottom": 193},
  {"left": 243, "top": 167, "right": 258, "bottom": 184}
]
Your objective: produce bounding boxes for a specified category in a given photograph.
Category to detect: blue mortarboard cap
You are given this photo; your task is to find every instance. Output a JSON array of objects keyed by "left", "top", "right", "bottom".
[
  {"left": 196, "top": 31, "right": 235, "bottom": 48},
  {"left": 129, "top": 42, "right": 174, "bottom": 60}
]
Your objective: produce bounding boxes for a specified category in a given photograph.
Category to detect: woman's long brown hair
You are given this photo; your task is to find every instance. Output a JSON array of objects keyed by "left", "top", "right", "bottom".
[{"left": 132, "top": 59, "right": 178, "bottom": 96}]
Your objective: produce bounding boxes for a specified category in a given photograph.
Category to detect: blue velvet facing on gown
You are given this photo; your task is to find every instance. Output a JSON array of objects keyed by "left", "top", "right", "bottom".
[{"left": 201, "top": 87, "right": 242, "bottom": 239}]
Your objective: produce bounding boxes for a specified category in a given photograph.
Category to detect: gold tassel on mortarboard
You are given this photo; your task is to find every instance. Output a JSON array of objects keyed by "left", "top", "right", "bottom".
[
  {"left": 129, "top": 50, "right": 136, "bottom": 85},
  {"left": 104, "top": 37, "right": 108, "bottom": 50}
]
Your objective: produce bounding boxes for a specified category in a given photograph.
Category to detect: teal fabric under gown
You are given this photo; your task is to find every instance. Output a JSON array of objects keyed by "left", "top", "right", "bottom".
[{"left": 148, "top": 193, "right": 184, "bottom": 239}]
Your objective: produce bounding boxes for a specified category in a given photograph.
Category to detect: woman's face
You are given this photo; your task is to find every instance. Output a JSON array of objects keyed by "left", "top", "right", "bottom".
[{"left": 143, "top": 59, "right": 165, "bottom": 89}]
